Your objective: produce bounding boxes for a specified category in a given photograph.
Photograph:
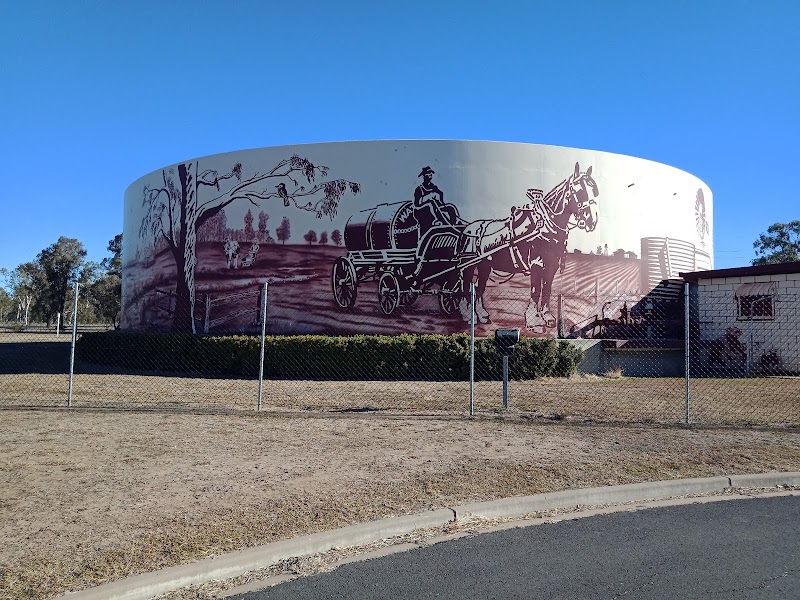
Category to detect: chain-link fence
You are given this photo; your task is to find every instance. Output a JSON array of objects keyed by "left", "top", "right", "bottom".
[
  {"left": 1, "top": 282, "right": 798, "bottom": 426},
  {"left": 688, "top": 290, "right": 800, "bottom": 426}
]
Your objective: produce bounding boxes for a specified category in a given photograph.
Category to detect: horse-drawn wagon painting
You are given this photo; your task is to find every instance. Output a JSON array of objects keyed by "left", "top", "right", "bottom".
[
  {"left": 121, "top": 140, "right": 712, "bottom": 338},
  {"left": 331, "top": 162, "right": 599, "bottom": 333}
]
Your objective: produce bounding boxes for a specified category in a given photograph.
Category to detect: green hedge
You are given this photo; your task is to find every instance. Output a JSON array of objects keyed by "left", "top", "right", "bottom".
[{"left": 76, "top": 332, "right": 583, "bottom": 381}]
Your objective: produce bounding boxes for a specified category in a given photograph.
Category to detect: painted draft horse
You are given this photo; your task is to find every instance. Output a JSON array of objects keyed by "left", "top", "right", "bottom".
[{"left": 458, "top": 162, "right": 599, "bottom": 332}]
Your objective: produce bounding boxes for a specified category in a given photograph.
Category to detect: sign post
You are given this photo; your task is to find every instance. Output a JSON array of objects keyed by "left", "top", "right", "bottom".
[{"left": 494, "top": 329, "right": 520, "bottom": 409}]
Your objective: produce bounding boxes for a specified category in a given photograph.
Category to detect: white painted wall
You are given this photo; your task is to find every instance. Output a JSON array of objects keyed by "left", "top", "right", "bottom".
[
  {"left": 696, "top": 272, "right": 800, "bottom": 372},
  {"left": 123, "top": 140, "right": 713, "bottom": 267}
]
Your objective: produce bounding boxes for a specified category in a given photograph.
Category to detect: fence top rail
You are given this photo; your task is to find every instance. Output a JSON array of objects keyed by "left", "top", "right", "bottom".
[{"left": 209, "top": 289, "right": 261, "bottom": 305}]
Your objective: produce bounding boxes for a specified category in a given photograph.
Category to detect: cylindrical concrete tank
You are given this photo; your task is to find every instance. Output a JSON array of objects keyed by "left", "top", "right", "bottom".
[{"left": 122, "top": 140, "right": 712, "bottom": 337}]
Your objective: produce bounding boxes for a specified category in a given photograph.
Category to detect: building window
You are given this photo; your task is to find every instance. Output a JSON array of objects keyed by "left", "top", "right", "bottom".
[
  {"left": 737, "top": 294, "right": 774, "bottom": 320},
  {"left": 735, "top": 282, "right": 776, "bottom": 321}
]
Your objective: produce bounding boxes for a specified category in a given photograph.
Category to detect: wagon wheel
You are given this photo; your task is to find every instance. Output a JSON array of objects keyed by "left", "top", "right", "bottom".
[
  {"left": 439, "top": 291, "right": 459, "bottom": 315},
  {"left": 331, "top": 256, "right": 358, "bottom": 309},
  {"left": 377, "top": 272, "right": 401, "bottom": 316},
  {"left": 438, "top": 272, "right": 463, "bottom": 316}
]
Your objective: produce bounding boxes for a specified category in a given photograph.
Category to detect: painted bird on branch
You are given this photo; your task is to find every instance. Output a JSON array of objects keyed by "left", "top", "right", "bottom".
[{"left": 276, "top": 183, "right": 290, "bottom": 206}]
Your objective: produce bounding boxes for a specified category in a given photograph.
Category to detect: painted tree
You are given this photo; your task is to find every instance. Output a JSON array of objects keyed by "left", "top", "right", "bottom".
[
  {"left": 244, "top": 209, "right": 255, "bottom": 240},
  {"left": 319, "top": 231, "right": 328, "bottom": 245},
  {"left": 276, "top": 216, "right": 291, "bottom": 245},
  {"left": 331, "top": 229, "right": 342, "bottom": 247},
  {"left": 303, "top": 230, "right": 318, "bottom": 245},
  {"left": 258, "top": 210, "right": 269, "bottom": 241},
  {"left": 197, "top": 208, "right": 226, "bottom": 242},
  {"left": 139, "top": 156, "right": 360, "bottom": 332},
  {"left": 752, "top": 221, "right": 800, "bottom": 265}
]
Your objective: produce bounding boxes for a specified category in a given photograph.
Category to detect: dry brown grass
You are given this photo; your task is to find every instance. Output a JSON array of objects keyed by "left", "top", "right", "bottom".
[
  {"left": 603, "top": 366, "right": 625, "bottom": 379},
  {"left": 2, "top": 408, "right": 800, "bottom": 599},
  {"left": 2, "top": 372, "right": 798, "bottom": 427},
  {"left": 2, "top": 333, "right": 800, "bottom": 598},
  {"left": 1, "top": 331, "right": 798, "bottom": 426}
]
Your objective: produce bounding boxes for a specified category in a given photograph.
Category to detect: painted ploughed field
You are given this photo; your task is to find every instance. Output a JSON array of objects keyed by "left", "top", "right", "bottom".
[{"left": 124, "top": 242, "right": 642, "bottom": 337}]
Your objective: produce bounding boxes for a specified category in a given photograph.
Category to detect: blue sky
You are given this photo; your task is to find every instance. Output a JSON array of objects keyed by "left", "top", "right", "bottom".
[{"left": 1, "top": 0, "right": 797, "bottom": 272}]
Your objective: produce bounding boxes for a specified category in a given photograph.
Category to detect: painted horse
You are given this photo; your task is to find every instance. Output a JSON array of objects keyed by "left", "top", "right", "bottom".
[{"left": 457, "top": 162, "right": 599, "bottom": 332}]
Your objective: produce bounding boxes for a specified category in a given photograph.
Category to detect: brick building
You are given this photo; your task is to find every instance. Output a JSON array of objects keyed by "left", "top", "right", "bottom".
[{"left": 681, "top": 262, "right": 800, "bottom": 374}]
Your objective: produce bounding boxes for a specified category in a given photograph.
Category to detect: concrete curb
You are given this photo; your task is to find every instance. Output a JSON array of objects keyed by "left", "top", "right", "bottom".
[
  {"left": 61, "top": 510, "right": 454, "bottom": 600},
  {"left": 61, "top": 473, "right": 800, "bottom": 600},
  {"left": 452, "top": 476, "right": 731, "bottom": 519},
  {"left": 729, "top": 471, "right": 800, "bottom": 488}
]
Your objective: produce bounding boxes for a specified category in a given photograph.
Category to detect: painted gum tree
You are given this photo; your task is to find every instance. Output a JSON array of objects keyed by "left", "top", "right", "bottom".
[{"left": 139, "top": 155, "right": 360, "bottom": 332}]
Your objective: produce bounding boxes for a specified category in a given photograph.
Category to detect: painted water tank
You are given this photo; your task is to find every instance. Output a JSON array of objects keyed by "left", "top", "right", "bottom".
[{"left": 121, "top": 140, "right": 713, "bottom": 337}]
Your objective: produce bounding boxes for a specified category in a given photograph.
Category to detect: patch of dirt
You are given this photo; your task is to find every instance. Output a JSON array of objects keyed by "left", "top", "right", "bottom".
[{"left": 2, "top": 409, "right": 800, "bottom": 599}]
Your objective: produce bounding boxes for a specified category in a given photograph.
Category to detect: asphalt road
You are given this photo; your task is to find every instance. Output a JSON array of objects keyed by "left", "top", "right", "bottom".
[{"left": 234, "top": 496, "right": 799, "bottom": 599}]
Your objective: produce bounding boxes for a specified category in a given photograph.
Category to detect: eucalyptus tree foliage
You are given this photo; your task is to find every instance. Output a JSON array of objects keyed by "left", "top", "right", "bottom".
[
  {"left": 2, "top": 235, "right": 124, "bottom": 328},
  {"left": 1, "top": 261, "right": 47, "bottom": 325},
  {"left": 0, "top": 270, "right": 15, "bottom": 322},
  {"left": 753, "top": 221, "right": 800, "bottom": 265},
  {"left": 36, "top": 237, "right": 87, "bottom": 328},
  {"left": 89, "top": 234, "right": 123, "bottom": 328}
]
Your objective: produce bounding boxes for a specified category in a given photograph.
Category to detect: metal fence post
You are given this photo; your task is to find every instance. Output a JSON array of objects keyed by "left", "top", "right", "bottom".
[
  {"left": 502, "top": 355, "right": 509, "bottom": 409},
  {"left": 67, "top": 282, "right": 79, "bottom": 408},
  {"left": 684, "top": 282, "right": 690, "bottom": 425},
  {"left": 469, "top": 282, "right": 475, "bottom": 417},
  {"left": 257, "top": 281, "right": 268, "bottom": 412},
  {"left": 204, "top": 294, "right": 211, "bottom": 334}
]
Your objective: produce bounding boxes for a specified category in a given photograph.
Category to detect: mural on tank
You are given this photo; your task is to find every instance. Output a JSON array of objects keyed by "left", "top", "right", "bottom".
[
  {"left": 122, "top": 141, "right": 713, "bottom": 339},
  {"left": 695, "top": 188, "right": 710, "bottom": 248},
  {"left": 333, "top": 163, "right": 598, "bottom": 334},
  {"left": 132, "top": 155, "right": 361, "bottom": 333}
]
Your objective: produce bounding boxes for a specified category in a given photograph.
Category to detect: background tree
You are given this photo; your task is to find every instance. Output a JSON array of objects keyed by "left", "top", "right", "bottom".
[
  {"left": 1, "top": 268, "right": 15, "bottom": 322},
  {"left": 70, "top": 261, "right": 103, "bottom": 325},
  {"left": 5, "top": 262, "right": 46, "bottom": 325},
  {"left": 303, "top": 230, "right": 318, "bottom": 245},
  {"left": 276, "top": 216, "right": 291, "bottom": 245},
  {"left": 105, "top": 233, "right": 123, "bottom": 276},
  {"left": 752, "top": 221, "right": 800, "bottom": 265},
  {"left": 0, "top": 286, "right": 12, "bottom": 322},
  {"left": 0, "top": 268, "right": 18, "bottom": 322},
  {"left": 331, "top": 229, "right": 342, "bottom": 247},
  {"left": 258, "top": 210, "right": 269, "bottom": 242},
  {"left": 244, "top": 209, "right": 255, "bottom": 240},
  {"left": 36, "top": 237, "right": 87, "bottom": 328},
  {"left": 139, "top": 156, "right": 359, "bottom": 332},
  {"left": 319, "top": 231, "right": 328, "bottom": 245},
  {"left": 197, "top": 209, "right": 227, "bottom": 242},
  {"left": 89, "top": 234, "right": 123, "bottom": 328}
]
